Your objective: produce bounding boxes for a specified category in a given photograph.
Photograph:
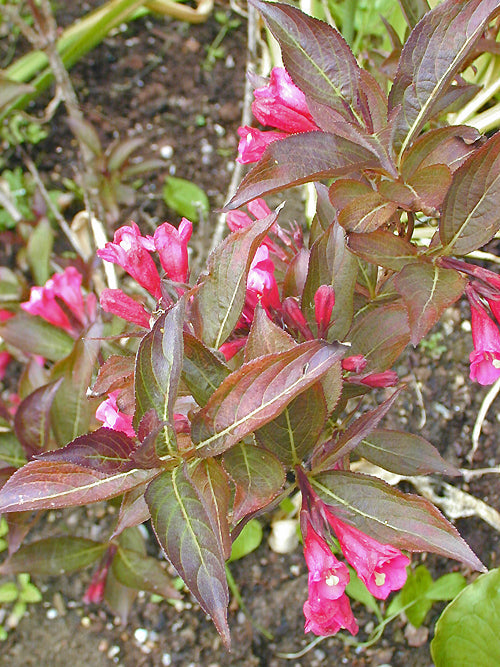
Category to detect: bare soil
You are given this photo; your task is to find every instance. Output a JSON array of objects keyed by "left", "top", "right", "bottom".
[{"left": 1, "top": 3, "right": 499, "bottom": 666}]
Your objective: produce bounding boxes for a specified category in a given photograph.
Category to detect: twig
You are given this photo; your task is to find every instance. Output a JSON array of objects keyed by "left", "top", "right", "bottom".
[
  {"left": 0, "top": 182, "right": 22, "bottom": 223},
  {"left": 469, "top": 376, "right": 500, "bottom": 464}
]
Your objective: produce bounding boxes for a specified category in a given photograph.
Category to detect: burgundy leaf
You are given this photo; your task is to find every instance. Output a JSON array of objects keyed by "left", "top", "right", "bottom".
[
  {"left": 337, "top": 191, "right": 398, "bottom": 233},
  {"left": 440, "top": 132, "right": 500, "bottom": 254},
  {"left": 348, "top": 229, "right": 418, "bottom": 271},
  {"left": 0, "top": 460, "right": 156, "bottom": 512},
  {"left": 145, "top": 467, "right": 230, "bottom": 647},
  {"left": 349, "top": 303, "right": 410, "bottom": 372},
  {"left": 0, "top": 537, "right": 107, "bottom": 575},
  {"left": 356, "top": 429, "right": 460, "bottom": 476},
  {"left": 251, "top": 0, "right": 363, "bottom": 122},
  {"left": 134, "top": 301, "right": 184, "bottom": 457},
  {"left": 187, "top": 458, "right": 232, "bottom": 560},
  {"left": 14, "top": 379, "right": 62, "bottom": 458},
  {"left": 223, "top": 443, "right": 285, "bottom": 523},
  {"left": 227, "top": 133, "right": 379, "bottom": 210},
  {"left": 191, "top": 213, "right": 277, "bottom": 348},
  {"left": 182, "top": 332, "right": 231, "bottom": 407},
  {"left": 389, "top": 0, "right": 500, "bottom": 156},
  {"left": 112, "top": 545, "right": 181, "bottom": 599},
  {"left": 191, "top": 340, "right": 348, "bottom": 458},
  {"left": 111, "top": 486, "right": 150, "bottom": 540},
  {"left": 245, "top": 303, "right": 295, "bottom": 361},
  {"left": 90, "top": 354, "right": 135, "bottom": 397},
  {"left": 312, "top": 471, "right": 484, "bottom": 571},
  {"left": 35, "top": 427, "right": 137, "bottom": 474},
  {"left": 406, "top": 164, "right": 452, "bottom": 211},
  {"left": 394, "top": 263, "right": 466, "bottom": 345}
]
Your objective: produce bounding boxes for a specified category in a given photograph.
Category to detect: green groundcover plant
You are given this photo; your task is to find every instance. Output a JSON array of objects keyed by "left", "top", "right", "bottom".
[{"left": 1, "top": 0, "right": 500, "bottom": 652}]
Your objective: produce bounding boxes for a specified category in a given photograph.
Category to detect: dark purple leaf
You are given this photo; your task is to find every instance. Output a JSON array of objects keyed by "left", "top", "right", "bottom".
[
  {"left": 256, "top": 383, "right": 327, "bottom": 467},
  {"left": 406, "top": 164, "right": 452, "bottom": 211},
  {"left": 191, "top": 340, "right": 348, "bottom": 458},
  {"left": 191, "top": 213, "right": 277, "bottom": 348},
  {"left": 226, "top": 133, "right": 379, "bottom": 210},
  {"left": 90, "top": 354, "right": 135, "bottom": 397},
  {"left": 394, "top": 263, "right": 466, "bottom": 344},
  {"left": 0, "top": 537, "right": 107, "bottom": 575},
  {"left": 5, "top": 510, "right": 40, "bottom": 555},
  {"left": 356, "top": 429, "right": 460, "bottom": 476},
  {"left": 134, "top": 301, "right": 184, "bottom": 457},
  {"left": 0, "top": 460, "right": 156, "bottom": 512},
  {"left": 312, "top": 470, "right": 484, "bottom": 570},
  {"left": 389, "top": 0, "right": 500, "bottom": 156},
  {"left": 251, "top": 0, "right": 363, "bottom": 122},
  {"left": 245, "top": 303, "right": 295, "bottom": 361},
  {"left": 348, "top": 229, "right": 419, "bottom": 271},
  {"left": 302, "top": 220, "right": 358, "bottom": 340},
  {"left": 187, "top": 458, "right": 232, "bottom": 559},
  {"left": 145, "top": 467, "right": 230, "bottom": 647},
  {"left": 182, "top": 332, "right": 231, "bottom": 407},
  {"left": 111, "top": 486, "right": 150, "bottom": 540},
  {"left": 35, "top": 427, "right": 137, "bottom": 474},
  {"left": 14, "top": 379, "right": 62, "bottom": 458},
  {"left": 313, "top": 387, "right": 404, "bottom": 470},
  {"left": 349, "top": 303, "right": 410, "bottom": 372},
  {"left": 282, "top": 247, "right": 310, "bottom": 300},
  {"left": 223, "top": 443, "right": 285, "bottom": 523},
  {"left": 0, "top": 313, "right": 74, "bottom": 362},
  {"left": 337, "top": 192, "right": 398, "bottom": 233},
  {"left": 440, "top": 132, "right": 500, "bottom": 254}
]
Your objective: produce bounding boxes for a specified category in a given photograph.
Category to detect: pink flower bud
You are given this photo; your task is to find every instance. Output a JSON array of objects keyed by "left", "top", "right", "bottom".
[
  {"left": 97, "top": 222, "right": 161, "bottom": 298},
  {"left": 99, "top": 289, "right": 151, "bottom": 328},
  {"left": 153, "top": 218, "right": 192, "bottom": 284},
  {"left": 95, "top": 391, "right": 135, "bottom": 438},
  {"left": 281, "top": 297, "right": 313, "bottom": 340},
  {"left": 236, "top": 126, "right": 285, "bottom": 164},
  {"left": 349, "top": 370, "right": 399, "bottom": 387},
  {"left": 314, "top": 285, "right": 335, "bottom": 338},
  {"left": 219, "top": 338, "right": 247, "bottom": 361},
  {"left": 341, "top": 355, "right": 367, "bottom": 373}
]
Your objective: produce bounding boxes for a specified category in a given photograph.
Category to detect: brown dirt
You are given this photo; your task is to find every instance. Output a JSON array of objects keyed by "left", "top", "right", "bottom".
[{"left": 1, "top": 3, "right": 499, "bottom": 666}]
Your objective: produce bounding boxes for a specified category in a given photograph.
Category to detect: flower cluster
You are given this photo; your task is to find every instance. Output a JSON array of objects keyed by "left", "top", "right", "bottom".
[
  {"left": 298, "top": 471, "right": 410, "bottom": 637},
  {"left": 237, "top": 67, "right": 319, "bottom": 164}
]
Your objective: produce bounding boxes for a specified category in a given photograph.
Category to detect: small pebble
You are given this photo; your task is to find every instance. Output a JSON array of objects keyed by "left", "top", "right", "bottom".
[
  {"left": 134, "top": 628, "right": 148, "bottom": 644},
  {"left": 46, "top": 608, "right": 58, "bottom": 620}
]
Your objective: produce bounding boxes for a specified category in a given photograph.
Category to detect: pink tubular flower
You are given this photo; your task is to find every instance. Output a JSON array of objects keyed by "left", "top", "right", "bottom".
[
  {"left": 242, "top": 246, "right": 281, "bottom": 323},
  {"left": 237, "top": 126, "right": 285, "bottom": 164},
  {"left": 281, "top": 297, "right": 313, "bottom": 340},
  {"left": 252, "top": 67, "right": 318, "bottom": 134},
  {"left": 303, "top": 593, "right": 358, "bottom": 636},
  {"left": 97, "top": 222, "right": 161, "bottom": 298},
  {"left": 349, "top": 370, "right": 399, "bottom": 388},
  {"left": 314, "top": 285, "right": 335, "bottom": 338},
  {"left": 219, "top": 337, "right": 247, "bottom": 361},
  {"left": 99, "top": 289, "right": 151, "bottom": 328},
  {"left": 467, "top": 284, "right": 500, "bottom": 385},
  {"left": 325, "top": 512, "right": 410, "bottom": 600},
  {"left": 21, "top": 266, "right": 95, "bottom": 335},
  {"left": 153, "top": 218, "right": 192, "bottom": 284},
  {"left": 95, "top": 391, "right": 135, "bottom": 438},
  {"left": 341, "top": 355, "right": 367, "bottom": 373}
]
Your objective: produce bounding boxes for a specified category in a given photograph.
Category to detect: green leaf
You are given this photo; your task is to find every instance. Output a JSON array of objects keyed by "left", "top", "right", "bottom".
[
  {"left": 182, "top": 332, "right": 231, "bottom": 407},
  {"left": 0, "top": 314, "right": 74, "bottom": 362},
  {"left": 19, "top": 582, "right": 42, "bottom": 604},
  {"left": 0, "top": 537, "right": 107, "bottom": 575},
  {"left": 345, "top": 565, "right": 382, "bottom": 621},
  {"left": 223, "top": 444, "right": 285, "bottom": 523},
  {"left": 427, "top": 572, "right": 467, "bottom": 601},
  {"left": 398, "top": 0, "right": 430, "bottom": 28},
  {"left": 389, "top": 0, "right": 499, "bottom": 157},
  {"left": 0, "top": 432, "right": 26, "bottom": 468},
  {"left": 431, "top": 569, "right": 500, "bottom": 667},
  {"left": 0, "top": 582, "right": 19, "bottom": 603},
  {"left": 227, "top": 132, "right": 379, "bottom": 210},
  {"left": 228, "top": 519, "right": 263, "bottom": 563},
  {"left": 191, "top": 340, "right": 347, "bottom": 457},
  {"left": 303, "top": 220, "right": 358, "bottom": 341},
  {"left": 191, "top": 213, "right": 277, "bottom": 349},
  {"left": 26, "top": 218, "right": 54, "bottom": 286},
  {"left": 112, "top": 546, "right": 180, "bottom": 599},
  {"left": 394, "top": 263, "right": 466, "bottom": 345},
  {"left": 312, "top": 471, "right": 484, "bottom": 571},
  {"left": 134, "top": 301, "right": 184, "bottom": 457},
  {"left": 349, "top": 303, "right": 410, "bottom": 372},
  {"left": 145, "top": 467, "right": 230, "bottom": 647},
  {"left": 162, "top": 176, "right": 209, "bottom": 222},
  {"left": 245, "top": 303, "right": 295, "bottom": 360},
  {"left": 440, "top": 132, "right": 500, "bottom": 255},
  {"left": 50, "top": 323, "right": 102, "bottom": 446},
  {"left": 398, "top": 565, "right": 434, "bottom": 628},
  {"left": 251, "top": 0, "right": 363, "bottom": 122},
  {"left": 356, "top": 429, "right": 459, "bottom": 476}
]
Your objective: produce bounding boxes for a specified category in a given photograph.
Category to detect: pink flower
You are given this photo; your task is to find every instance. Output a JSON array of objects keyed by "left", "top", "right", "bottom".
[
  {"left": 0, "top": 351, "right": 11, "bottom": 381},
  {"left": 21, "top": 267, "right": 95, "bottom": 335},
  {"left": 97, "top": 222, "right": 161, "bottom": 298},
  {"left": 325, "top": 512, "right": 410, "bottom": 600},
  {"left": 219, "top": 338, "right": 247, "bottom": 361},
  {"left": 341, "top": 355, "right": 367, "bottom": 373},
  {"left": 237, "top": 126, "right": 286, "bottom": 164},
  {"left": 467, "top": 285, "right": 500, "bottom": 385},
  {"left": 242, "top": 246, "right": 281, "bottom": 323},
  {"left": 153, "top": 218, "right": 192, "bottom": 284},
  {"left": 95, "top": 391, "right": 135, "bottom": 438},
  {"left": 252, "top": 67, "right": 318, "bottom": 134},
  {"left": 99, "top": 289, "right": 151, "bottom": 328},
  {"left": 281, "top": 297, "right": 313, "bottom": 340},
  {"left": 303, "top": 593, "right": 358, "bottom": 636},
  {"left": 83, "top": 545, "right": 117, "bottom": 605},
  {"left": 314, "top": 285, "right": 335, "bottom": 338},
  {"left": 349, "top": 370, "right": 399, "bottom": 388}
]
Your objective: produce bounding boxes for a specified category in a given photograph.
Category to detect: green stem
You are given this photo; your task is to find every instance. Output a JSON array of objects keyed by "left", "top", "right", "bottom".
[{"left": 343, "top": 0, "right": 358, "bottom": 47}]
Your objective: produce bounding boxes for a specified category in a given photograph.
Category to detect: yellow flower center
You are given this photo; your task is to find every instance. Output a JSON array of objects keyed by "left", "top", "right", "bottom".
[
  {"left": 325, "top": 573, "right": 340, "bottom": 587},
  {"left": 374, "top": 571, "right": 386, "bottom": 586}
]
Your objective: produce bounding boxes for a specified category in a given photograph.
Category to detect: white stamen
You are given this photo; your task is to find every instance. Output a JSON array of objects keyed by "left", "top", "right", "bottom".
[
  {"left": 374, "top": 571, "right": 386, "bottom": 586},
  {"left": 325, "top": 574, "right": 340, "bottom": 587},
  {"left": 492, "top": 359, "right": 500, "bottom": 369}
]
